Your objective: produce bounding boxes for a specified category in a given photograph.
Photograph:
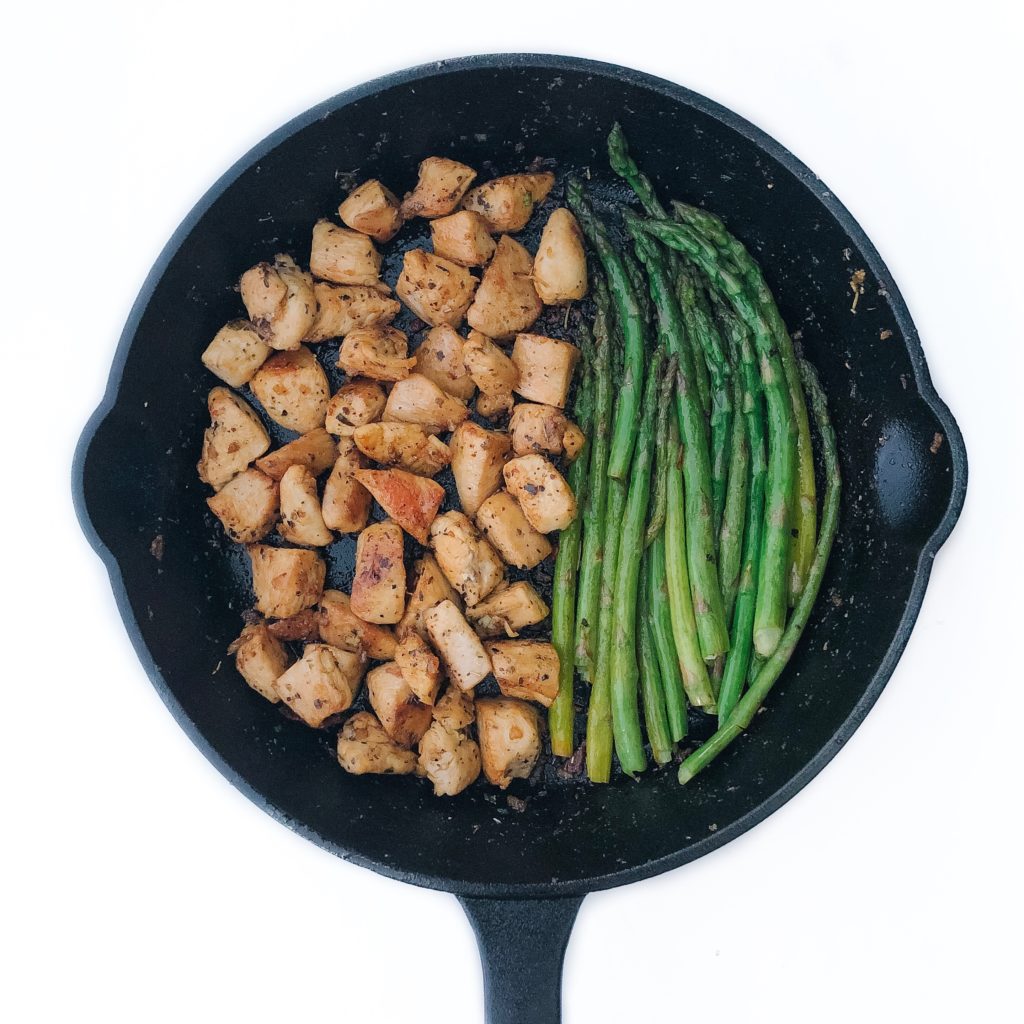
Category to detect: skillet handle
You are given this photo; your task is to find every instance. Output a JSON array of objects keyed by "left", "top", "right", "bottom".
[{"left": 458, "top": 894, "right": 584, "bottom": 1024}]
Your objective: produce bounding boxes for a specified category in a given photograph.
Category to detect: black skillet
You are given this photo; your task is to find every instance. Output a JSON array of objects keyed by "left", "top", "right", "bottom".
[{"left": 72, "top": 54, "right": 967, "bottom": 1023}]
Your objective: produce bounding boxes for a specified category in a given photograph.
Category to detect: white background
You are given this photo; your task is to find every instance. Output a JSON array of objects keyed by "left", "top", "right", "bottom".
[{"left": 3, "top": 2, "right": 1021, "bottom": 1021}]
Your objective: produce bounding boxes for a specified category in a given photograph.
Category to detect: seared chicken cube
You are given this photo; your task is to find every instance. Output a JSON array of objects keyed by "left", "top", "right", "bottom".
[
  {"left": 532, "top": 208, "right": 588, "bottom": 304},
  {"left": 273, "top": 643, "right": 364, "bottom": 727},
  {"left": 461, "top": 172, "right": 555, "bottom": 233},
  {"left": 413, "top": 325, "right": 476, "bottom": 401},
  {"left": 462, "top": 330, "right": 519, "bottom": 398},
  {"left": 355, "top": 468, "right": 445, "bottom": 545},
  {"left": 319, "top": 590, "right": 396, "bottom": 661},
  {"left": 206, "top": 467, "right": 279, "bottom": 543},
  {"left": 232, "top": 623, "right": 290, "bottom": 703},
  {"left": 396, "top": 555, "right": 462, "bottom": 643},
  {"left": 266, "top": 610, "right": 321, "bottom": 642},
  {"left": 305, "top": 282, "right": 399, "bottom": 344},
  {"left": 396, "top": 250, "right": 477, "bottom": 327},
  {"left": 466, "top": 235, "right": 542, "bottom": 341},
  {"left": 401, "top": 156, "right": 477, "bottom": 219},
  {"left": 418, "top": 719, "right": 481, "bottom": 796},
  {"left": 202, "top": 320, "right": 270, "bottom": 387},
  {"left": 255, "top": 427, "right": 337, "bottom": 481},
  {"left": 325, "top": 379, "right": 387, "bottom": 436},
  {"left": 310, "top": 220, "right": 382, "bottom": 286},
  {"left": 337, "top": 712, "right": 418, "bottom": 776},
  {"left": 511, "top": 333, "right": 580, "bottom": 408},
  {"left": 351, "top": 521, "right": 406, "bottom": 624},
  {"left": 465, "top": 581, "right": 549, "bottom": 638},
  {"left": 509, "top": 402, "right": 584, "bottom": 458},
  {"left": 322, "top": 436, "right": 371, "bottom": 533},
  {"left": 475, "top": 698, "right": 542, "bottom": 788},
  {"left": 353, "top": 423, "right": 451, "bottom": 477},
  {"left": 336, "top": 325, "right": 415, "bottom": 382},
  {"left": 476, "top": 490, "right": 552, "bottom": 569},
  {"left": 278, "top": 464, "right": 333, "bottom": 546},
  {"left": 383, "top": 373, "right": 469, "bottom": 433},
  {"left": 503, "top": 454, "right": 578, "bottom": 533},
  {"left": 367, "top": 662, "right": 433, "bottom": 748},
  {"left": 338, "top": 179, "right": 403, "bottom": 243},
  {"left": 449, "top": 421, "right": 511, "bottom": 515},
  {"left": 239, "top": 254, "right": 317, "bottom": 351},
  {"left": 431, "top": 686, "right": 475, "bottom": 733},
  {"left": 487, "top": 640, "right": 560, "bottom": 707},
  {"left": 394, "top": 632, "right": 443, "bottom": 706},
  {"left": 250, "top": 346, "right": 330, "bottom": 434},
  {"left": 248, "top": 544, "right": 326, "bottom": 618},
  {"left": 475, "top": 391, "right": 515, "bottom": 421},
  {"left": 430, "top": 210, "right": 496, "bottom": 267},
  {"left": 429, "top": 511, "right": 505, "bottom": 607},
  {"left": 424, "top": 599, "right": 492, "bottom": 691},
  {"left": 197, "top": 387, "right": 270, "bottom": 490}
]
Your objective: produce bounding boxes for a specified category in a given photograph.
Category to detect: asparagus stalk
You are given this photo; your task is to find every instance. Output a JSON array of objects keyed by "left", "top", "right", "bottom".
[
  {"left": 717, "top": 373, "right": 748, "bottom": 623},
  {"left": 609, "top": 347, "right": 664, "bottom": 775},
  {"left": 676, "top": 272, "right": 712, "bottom": 418},
  {"left": 640, "top": 216, "right": 795, "bottom": 659},
  {"left": 638, "top": 550, "right": 674, "bottom": 765},
  {"left": 566, "top": 179, "right": 645, "bottom": 480},
  {"left": 648, "top": 530, "right": 690, "bottom": 741},
  {"left": 607, "top": 121, "right": 670, "bottom": 218},
  {"left": 679, "top": 357, "right": 840, "bottom": 784},
  {"left": 643, "top": 355, "right": 676, "bottom": 548}
]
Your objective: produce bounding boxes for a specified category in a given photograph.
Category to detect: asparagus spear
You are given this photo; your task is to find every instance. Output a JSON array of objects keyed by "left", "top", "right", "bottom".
[
  {"left": 643, "top": 355, "right": 676, "bottom": 548},
  {"left": 672, "top": 200, "right": 817, "bottom": 606},
  {"left": 610, "top": 347, "right": 664, "bottom": 775},
  {"left": 566, "top": 179, "right": 645, "bottom": 481},
  {"left": 679, "top": 357, "right": 840, "bottom": 783},
  {"left": 676, "top": 272, "right": 712, "bottom": 418},
  {"left": 627, "top": 217, "right": 731, "bottom": 662},
  {"left": 648, "top": 530, "right": 690, "bottom": 741},
  {"left": 607, "top": 121, "right": 670, "bottom": 218},
  {"left": 640, "top": 216, "right": 795, "bottom": 659},
  {"left": 638, "top": 550, "right": 674, "bottom": 765}
]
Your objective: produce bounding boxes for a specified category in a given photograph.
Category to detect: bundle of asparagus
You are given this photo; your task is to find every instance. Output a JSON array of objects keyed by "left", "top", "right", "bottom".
[{"left": 548, "top": 125, "right": 841, "bottom": 785}]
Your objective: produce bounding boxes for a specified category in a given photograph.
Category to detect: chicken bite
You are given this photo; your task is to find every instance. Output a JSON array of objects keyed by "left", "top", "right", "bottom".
[
  {"left": 383, "top": 373, "right": 470, "bottom": 433},
  {"left": 324, "top": 379, "right": 387, "bottom": 436},
  {"left": 350, "top": 521, "right": 406, "bottom": 624},
  {"left": 461, "top": 172, "right": 555, "bottom": 233},
  {"left": 475, "top": 698, "right": 542, "bottom": 789},
  {"left": 336, "top": 325, "right": 416, "bottom": 382},
  {"left": 278, "top": 464, "right": 333, "bottom": 546},
  {"left": 423, "top": 599, "right": 492, "bottom": 692},
  {"left": 310, "top": 220, "right": 382, "bottom": 286},
  {"left": 430, "top": 210, "right": 496, "bottom": 267},
  {"left": 465, "top": 581, "right": 549, "bottom": 638},
  {"left": 206, "top": 467, "right": 279, "bottom": 543},
  {"left": 366, "top": 661, "right": 433, "bottom": 748},
  {"left": 396, "top": 250, "right": 477, "bottom": 328},
  {"left": 249, "top": 346, "right": 330, "bottom": 434},
  {"left": 509, "top": 402, "right": 584, "bottom": 458},
  {"left": 418, "top": 718, "right": 481, "bottom": 796},
  {"left": 354, "top": 468, "right": 445, "bottom": 545},
  {"left": 412, "top": 325, "right": 476, "bottom": 401},
  {"left": 321, "top": 436, "right": 371, "bottom": 533},
  {"left": 197, "top": 387, "right": 270, "bottom": 491},
  {"left": 466, "top": 235, "right": 542, "bottom": 341},
  {"left": 429, "top": 511, "right": 505, "bottom": 607},
  {"left": 462, "top": 330, "right": 519, "bottom": 400},
  {"left": 305, "top": 282, "right": 399, "bottom": 344},
  {"left": 401, "top": 156, "right": 477, "bottom": 219},
  {"left": 319, "top": 589, "right": 396, "bottom": 661},
  {"left": 337, "top": 712, "right": 418, "bottom": 776},
  {"left": 396, "top": 555, "right": 462, "bottom": 643},
  {"left": 449, "top": 421, "right": 511, "bottom": 515},
  {"left": 338, "top": 179, "right": 403, "bottom": 243},
  {"left": 201, "top": 320, "right": 271, "bottom": 387},
  {"left": 532, "top": 208, "right": 588, "bottom": 304},
  {"left": 273, "top": 643, "right": 365, "bottom": 727},
  {"left": 487, "top": 640, "right": 560, "bottom": 707},
  {"left": 255, "top": 427, "right": 338, "bottom": 481},
  {"left": 503, "top": 454, "right": 578, "bottom": 533},
  {"left": 231, "top": 622, "right": 290, "bottom": 703},
  {"left": 511, "top": 333, "right": 580, "bottom": 408},
  {"left": 476, "top": 490, "right": 552, "bottom": 569},
  {"left": 239, "top": 254, "right": 317, "bottom": 351},
  {"left": 352, "top": 423, "right": 451, "bottom": 477},
  {"left": 247, "top": 544, "right": 326, "bottom": 619},
  {"left": 394, "top": 632, "right": 443, "bottom": 706}
]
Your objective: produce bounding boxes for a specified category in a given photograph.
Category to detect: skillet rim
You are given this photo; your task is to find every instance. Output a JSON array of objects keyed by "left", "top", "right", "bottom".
[{"left": 71, "top": 52, "right": 968, "bottom": 899}]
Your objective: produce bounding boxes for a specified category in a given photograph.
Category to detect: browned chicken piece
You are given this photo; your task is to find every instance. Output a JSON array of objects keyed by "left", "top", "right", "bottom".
[
  {"left": 232, "top": 623, "right": 290, "bottom": 703},
  {"left": 255, "top": 427, "right": 337, "bottom": 481},
  {"left": 321, "top": 436, "right": 371, "bottom": 533},
  {"left": 418, "top": 717, "right": 481, "bottom": 796},
  {"left": 431, "top": 686, "right": 475, "bottom": 732},
  {"left": 465, "top": 581, "right": 549, "bottom": 638},
  {"left": 401, "top": 157, "right": 477, "bottom": 219},
  {"left": 273, "top": 643, "right": 365, "bottom": 727},
  {"left": 509, "top": 402, "right": 584, "bottom": 458},
  {"left": 466, "top": 235, "right": 542, "bottom": 341},
  {"left": 396, "top": 250, "right": 477, "bottom": 327},
  {"left": 424, "top": 599, "right": 493, "bottom": 691},
  {"left": 475, "top": 391, "right": 515, "bottom": 421},
  {"left": 383, "top": 373, "right": 470, "bottom": 433},
  {"left": 532, "top": 208, "right": 588, "bottom": 304},
  {"left": 367, "top": 661, "right": 433, "bottom": 748},
  {"left": 351, "top": 521, "right": 406, "bottom": 624},
  {"left": 305, "top": 282, "right": 400, "bottom": 344},
  {"left": 247, "top": 544, "right": 326, "bottom": 619},
  {"left": 206, "top": 467, "right": 279, "bottom": 543},
  {"left": 319, "top": 590, "right": 396, "bottom": 661},
  {"left": 278, "top": 464, "right": 334, "bottom": 546},
  {"left": 353, "top": 423, "right": 452, "bottom": 477},
  {"left": 429, "top": 511, "right": 505, "bottom": 607},
  {"left": 461, "top": 172, "right": 555, "bottom": 233},
  {"left": 475, "top": 697, "right": 543, "bottom": 788},
  {"left": 487, "top": 640, "right": 560, "bottom": 707},
  {"left": 412, "top": 325, "right": 476, "bottom": 401},
  {"left": 336, "top": 325, "right": 416, "bottom": 382},
  {"left": 511, "top": 333, "right": 580, "bottom": 408},
  {"left": 310, "top": 219, "right": 382, "bottom": 286},
  {"left": 239, "top": 254, "right": 317, "bottom": 351},
  {"left": 503, "top": 454, "right": 578, "bottom": 533},
  {"left": 394, "top": 632, "right": 443, "bottom": 706},
  {"left": 429, "top": 210, "right": 496, "bottom": 267},
  {"left": 449, "top": 421, "right": 511, "bottom": 515},
  {"left": 249, "top": 346, "right": 330, "bottom": 434},
  {"left": 462, "top": 330, "right": 519, "bottom": 398},
  {"left": 266, "top": 609, "right": 321, "bottom": 642},
  {"left": 355, "top": 468, "right": 445, "bottom": 545},
  {"left": 338, "top": 179, "right": 403, "bottom": 243},
  {"left": 197, "top": 387, "right": 270, "bottom": 491},
  {"left": 324, "top": 379, "right": 387, "bottom": 436},
  {"left": 337, "top": 712, "right": 419, "bottom": 776},
  {"left": 476, "top": 490, "right": 553, "bottom": 569},
  {"left": 396, "top": 555, "right": 462, "bottom": 643},
  {"left": 201, "top": 320, "right": 271, "bottom": 387}
]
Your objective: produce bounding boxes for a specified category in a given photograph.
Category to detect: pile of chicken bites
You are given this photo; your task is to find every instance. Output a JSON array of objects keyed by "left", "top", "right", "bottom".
[{"left": 197, "top": 157, "right": 589, "bottom": 797}]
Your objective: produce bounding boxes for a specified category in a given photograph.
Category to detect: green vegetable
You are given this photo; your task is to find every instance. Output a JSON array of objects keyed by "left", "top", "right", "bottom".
[{"left": 638, "top": 551, "right": 674, "bottom": 765}]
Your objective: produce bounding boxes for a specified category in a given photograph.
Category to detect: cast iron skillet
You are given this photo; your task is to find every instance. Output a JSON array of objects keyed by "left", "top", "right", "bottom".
[{"left": 73, "top": 54, "right": 966, "bottom": 1023}]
